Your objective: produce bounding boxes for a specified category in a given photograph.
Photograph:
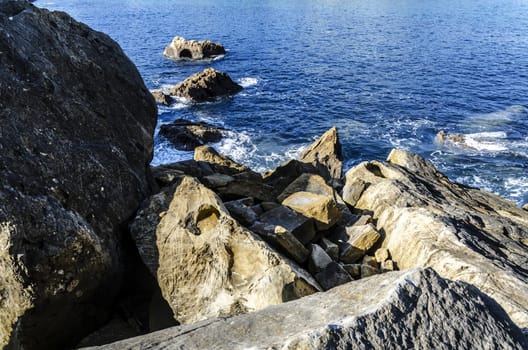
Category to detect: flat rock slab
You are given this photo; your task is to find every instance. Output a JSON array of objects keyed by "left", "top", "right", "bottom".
[
  {"left": 344, "top": 148, "right": 528, "bottom": 328},
  {"left": 83, "top": 268, "right": 528, "bottom": 350}
]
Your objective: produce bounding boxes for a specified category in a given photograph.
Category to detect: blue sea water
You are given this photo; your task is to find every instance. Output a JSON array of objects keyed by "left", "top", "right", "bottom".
[{"left": 38, "top": 0, "right": 528, "bottom": 206}]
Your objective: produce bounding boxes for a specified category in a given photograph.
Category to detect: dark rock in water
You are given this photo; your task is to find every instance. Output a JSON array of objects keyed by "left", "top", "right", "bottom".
[
  {"left": 163, "top": 36, "right": 226, "bottom": 61},
  {"left": 0, "top": 1, "right": 156, "bottom": 349},
  {"left": 167, "top": 68, "right": 242, "bottom": 102},
  {"left": 159, "top": 119, "right": 225, "bottom": 151},
  {"left": 82, "top": 268, "right": 528, "bottom": 350},
  {"left": 151, "top": 90, "right": 172, "bottom": 106}
]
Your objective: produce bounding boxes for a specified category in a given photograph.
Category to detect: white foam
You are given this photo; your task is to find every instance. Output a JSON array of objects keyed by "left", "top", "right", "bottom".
[
  {"left": 237, "top": 77, "right": 259, "bottom": 88},
  {"left": 463, "top": 131, "right": 509, "bottom": 152},
  {"left": 150, "top": 141, "right": 192, "bottom": 166}
]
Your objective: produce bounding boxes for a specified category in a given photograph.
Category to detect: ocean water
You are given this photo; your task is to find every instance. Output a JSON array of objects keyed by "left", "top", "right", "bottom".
[{"left": 38, "top": 0, "right": 528, "bottom": 206}]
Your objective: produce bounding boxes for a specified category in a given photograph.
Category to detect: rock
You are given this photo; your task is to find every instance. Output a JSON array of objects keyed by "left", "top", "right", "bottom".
[
  {"left": 362, "top": 255, "right": 378, "bottom": 268},
  {"left": 361, "top": 264, "right": 379, "bottom": 278},
  {"left": 381, "top": 260, "right": 395, "bottom": 272},
  {"left": 339, "top": 224, "right": 381, "bottom": 263},
  {"left": 163, "top": 36, "right": 225, "bottom": 61},
  {"left": 261, "top": 201, "right": 281, "bottom": 212},
  {"left": 522, "top": 204, "right": 528, "bottom": 211},
  {"left": 225, "top": 198, "right": 258, "bottom": 227},
  {"left": 299, "top": 127, "right": 343, "bottom": 181},
  {"left": 307, "top": 244, "right": 333, "bottom": 275},
  {"left": 282, "top": 191, "right": 341, "bottom": 230},
  {"left": 250, "top": 222, "right": 309, "bottom": 264},
  {"left": 0, "top": 2, "right": 156, "bottom": 348},
  {"left": 194, "top": 145, "right": 249, "bottom": 174},
  {"left": 151, "top": 90, "right": 172, "bottom": 106},
  {"left": 345, "top": 148, "right": 528, "bottom": 328},
  {"left": 320, "top": 238, "right": 339, "bottom": 261},
  {"left": 259, "top": 206, "right": 316, "bottom": 245},
  {"left": 262, "top": 159, "right": 319, "bottom": 198},
  {"left": 90, "top": 268, "right": 528, "bottom": 350},
  {"left": 159, "top": 120, "right": 225, "bottom": 151},
  {"left": 314, "top": 262, "right": 353, "bottom": 291},
  {"left": 342, "top": 178, "right": 368, "bottom": 208},
  {"left": 167, "top": 68, "right": 242, "bottom": 103},
  {"left": 375, "top": 248, "right": 390, "bottom": 263},
  {"left": 342, "top": 264, "right": 361, "bottom": 278},
  {"left": 277, "top": 173, "right": 336, "bottom": 203},
  {"left": 130, "top": 177, "right": 320, "bottom": 325}
]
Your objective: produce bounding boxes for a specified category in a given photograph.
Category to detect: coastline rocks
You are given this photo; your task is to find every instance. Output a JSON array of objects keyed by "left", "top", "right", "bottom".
[
  {"left": 159, "top": 120, "right": 225, "bottom": 151},
  {"left": 83, "top": 268, "right": 528, "bottom": 350},
  {"left": 344, "top": 148, "right": 528, "bottom": 328},
  {"left": 167, "top": 68, "right": 242, "bottom": 103},
  {"left": 163, "top": 36, "right": 226, "bottom": 61},
  {"left": 299, "top": 127, "right": 343, "bottom": 182},
  {"left": 282, "top": 191, "right": 341, "bottom": 230},
  {"left": 0, "top": 2, "right": 156, "bottom": 349},
  {"left": 130, "top": 176, "right": 320, "bottom": 325},
  {"left": 151, "top": 90, "right": 172, "bottom": 106}
]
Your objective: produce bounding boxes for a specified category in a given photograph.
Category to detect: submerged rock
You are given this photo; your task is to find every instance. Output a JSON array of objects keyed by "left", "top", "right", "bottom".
[
  {"left": 159, "top": 119, "right": 226, "bottom": 151},
  {"left": 163, "top": 36, "right": 225, "bottom": 61},
  {"left": 0, "top": 1, "right": 156, "bottom": 348},
  {"left": 344, "top": 148, "right": 528, "bottom": 328},
  {"left": 167, "top": 68, "right": 242, "bottom": 103},
  {"left": 83, "top": 268, "right": 528, "bottom": 350},
  {"left": 130, "top": 176, "right": 320, "bottom": 325}
]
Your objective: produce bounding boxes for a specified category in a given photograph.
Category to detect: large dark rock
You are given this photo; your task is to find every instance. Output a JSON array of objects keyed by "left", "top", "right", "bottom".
[
  {"left": 167, "top": 68, "right": 242, "bottom": 103},
  {"left": 0, "top": 1, "right": 156, "bottom": 349},
  {"left": 159, "top": 119, "right": 226, "bottom": 151},
  {"left": 82, "top": 268, "right": 528, "bottom": 350}
]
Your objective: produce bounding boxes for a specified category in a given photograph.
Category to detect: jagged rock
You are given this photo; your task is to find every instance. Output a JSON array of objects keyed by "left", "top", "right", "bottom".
[
  {"left": 0, "top": 2, "right": 156, "bottom": 348},
  {"left": 151, "top": 90, "right": 171, "bottom": 106},
  {"left": 225, "top": 198, "right": 258, "bottom": 227},
  {"left": 375, "top": 248, "right": 390, "bottom": 263},
  {"left": 282, "top": 191, "right": 341, "bottom": 230},
  {"left": 342, "top": 177, "right": 368, "bottom": 207},
  {"left": 320, "top": 238, "right": 339, "bottom": 261},
  {"left": 339, "top": 224, "right": 381, "bottom": 263},
  {"left": 307, "top": 244, "right": 333, "bottom": 275},
  {"left": 299, "top": 127, "right": 343, "bottom": 181},
  {"left": 130, "top": 177, "right": 320, "bottom": 325},
  {"left": 263, "top": 159, "right": 319, "bottom": 198},
  {"left": 345, "top": 148, "right": 528, "bottom": 328},
  {"left": 250, "top": 222, "right": 309, "bottom": 264},
  {"left": 259, "top": 206, "right": 316, "bottom": 245},
  {"left": 381, "top": 260, "right": 395, "bottom": 272},
  {"left": 361, "top": 264, "right": 379, "bottom": 278},
  {"left": 314, "top": 262, "right": 353, "bottom": 291},
  {"left": 342, "top": 264, "right": 361, "bottom": 278},
  {"left": 167, "top": 68, "right": 242, "bottom": 103},
  {"left": 194, "top": 146, "right": 250, "bottom": 174},
  {"left": 159, "top": 120, "right": 225, "bottom": 151},
  {"left": 277, "top": 173, "right": 336, "bottom": 203},
  {"left": 163, "top": 36, "right": 225, "bottom": 61},
  {"left": 89, "top": 268, "right": 528, "bottom": 350}
]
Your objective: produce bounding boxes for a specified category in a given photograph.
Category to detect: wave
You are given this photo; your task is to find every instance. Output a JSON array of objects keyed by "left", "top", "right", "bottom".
[{"left": 237, "top": 77, "right": 259, "bottom": 88}]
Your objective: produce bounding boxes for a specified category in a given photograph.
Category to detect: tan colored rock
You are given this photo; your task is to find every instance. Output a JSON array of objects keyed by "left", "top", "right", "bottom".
[
  {"left": 299, "top": 127, "right": 343, "bottom": 181},
  {"left": 194, "top": 145, "right": 249, "bottom": 174},
  {"left": 250, "top": 222, "right": 309, "bottom": 264},
  {"left": 345, "top": 148, "right": 528, "bottom": 328},
  {"left": 381, "top": 260, "right": 395, "bottom": 272},
  {"left": 263, "top": 159, "right": 319, "bottom": 198},
  {"left": 375, "top": 248, "right": 390, "bottom": 263},
  {"left": 277, "top": 173, "right": 336, "bottom": 202},
  {"left": 164, "top": 36, "right": 226, "bottom": 61},
  {"left": 130, "top": 177, "right": 320, "bottom": 325},
  {"left": 282, "top": 191, "right": 341, "bottom": 230},
  {"left": 522, "top": 204, "right": 528, "bottom": 211},
  {"left": 342, "top": 178, "right": 368, "bottom": 207},
  {"left": 339, "top": 224, "right": 381, "bottom": 263},
  {"left": 151, "top": 90, "right": 171, "bottom": 106}
]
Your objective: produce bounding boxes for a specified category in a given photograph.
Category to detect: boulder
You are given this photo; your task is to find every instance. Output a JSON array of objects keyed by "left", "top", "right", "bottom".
[
  {"left": 320, "top": 238, "right": 339, "bottom": 261},
  {"left": 299, "top": 127, "right": 343, "bottom": 181},
  {"left": 262, "top": 159, "right": 319, "bottom": 198},
  {"left": 314, "top": 262, "right": 353, "bottom": 291},
  {"left": 224, "top": 198, "right": 258, "bottom": 227},
  {"left": 130, "top": 176, "right": 320, "bottom": 325},
  {"left": 307, "top": 244, "right": 333, "bottom": 275},
  {"left": 339, "top": 224, "right": 381, "bottom": 263},
  {"left": 163, "top": 36, "right": 225, "bottom": 61},
  {"left": 277, "top": 173, "right": 336, "bottom": 203},
  {"left": 151, "top": 90, "right": 171, "bottom": 106},
  {"left": 159, "top": 120, "right": 225, "bottom": 151},
  {"left": 342, "top": 263, "right": 361, "bottom": 278},
  {"left": 85, "top": 268, "right": 528, "bottom": 350},
  {"left": 167, "top": 68, "right": 242, "bottom": 103},
  {"left": 0, "top": 2, "right": 156, "bottom": 348},
  {"left": 194, "top": 146, "right": 250, "bottom": 175},
  {"left": 250, "top": 222, "right": 310, "bottom": 264},
  {"left": 282, "top": 192, "right": 341, "bottom": 230},
  {"left": 345, "top": 148, "right": 528, "bottom": 328},
  {"left": 360, "top": 264, "right": 379, "bottom": 278},
  {"left": 259, "top": 206, "right": 316, "bottom": 245},
  {"left": 341, "top": 177, "right": 368, "bottom": 208}
]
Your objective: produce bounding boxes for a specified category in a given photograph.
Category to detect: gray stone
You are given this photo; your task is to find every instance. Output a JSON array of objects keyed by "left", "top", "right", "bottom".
[
  {"left": 250, "top": 222, "right": 310, "bottom": 265},
  {"left": 314, "top": 262, "right": 353, "bottom": 291},
  {"left": 87, "top": 268, "right": 528, "bottom": 350},
  {"left": 342, "top": 264, "right": 362, "bottom": 278},
  {"left": 259, "top": 206, "right": 316, "bottom": 245},
  {"left": 262, "top": 159, "right": 319, "bottom": 198},
  {"left": 225, "top": 198, "right": 258, "bottom": 227},
  {"left": 320, "top": 238, "right": 339, "bottom": 261},
  {"left": 159, "top": 119, "right": 225, "bottom": 151},
  {"left": 375, "top": 248, "right": 391, "bottom": 263},
  {"left": 307, "top": 244, "right": 333, "bottom": 275},
  {"left": 163, "top": 36, "right": 225, "bottom": 61},
  {"left": 345, "top": 148, "right": 528, "bottom": 328},
  {"left": 361, "top": 264, "right": 379, "bottom": 278},
  {"left": 260, "top": 201, "right": 280, "bottom": 212}
]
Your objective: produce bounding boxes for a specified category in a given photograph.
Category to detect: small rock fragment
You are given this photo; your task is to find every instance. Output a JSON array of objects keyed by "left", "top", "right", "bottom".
[{"left": 381, "top": 260, "right": 395, "bottom": 273}]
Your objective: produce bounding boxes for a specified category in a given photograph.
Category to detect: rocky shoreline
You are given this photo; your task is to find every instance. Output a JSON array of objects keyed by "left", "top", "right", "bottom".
[{"left": 0, "top": 1, "right": 527, "bottom": 349}]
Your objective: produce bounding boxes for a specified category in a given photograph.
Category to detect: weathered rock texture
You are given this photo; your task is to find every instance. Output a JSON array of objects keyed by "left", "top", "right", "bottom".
[
  {"left": 130, "top": 176, "right": 320, "bottom": 325},
  {"left": 168, "top": 68, "right": 242, "bottom": 103},
  {"left": 0, "top": 1, "right": 156, "bottom": 348},
  {"left": 163, "top": 36, "right": 225, "bottom": 61},
  {"left": 159, "top": 119, "right": 225, "bottom": 151},
  {"left": 299, "top": 127, "right": 343, "bottom": 181},
  {"left": 83, "top": 268, "right": 528, "bottom": 350},
  {"left": 343, "top": 148, "right": 528, "bottom": 328}
]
